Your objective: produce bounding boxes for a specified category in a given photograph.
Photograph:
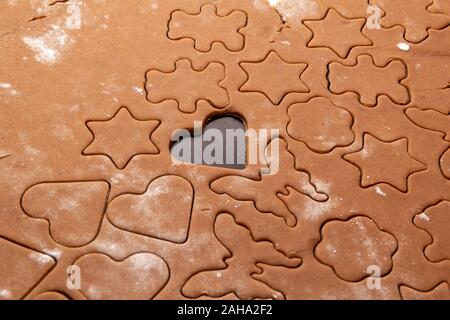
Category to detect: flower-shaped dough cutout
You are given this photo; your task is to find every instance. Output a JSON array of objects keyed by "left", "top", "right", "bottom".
[
  {"left": 287, "top": 97, "right": 355, "bottom": 153},
  {"left": 344, "top": 134, "right": 426, "bottom": 192},
  {"left": 315, "top": 216, "right": 397, "bottom": 282},
  {"left": 414, "top": 201, "right": 450, "bottom": 262}
]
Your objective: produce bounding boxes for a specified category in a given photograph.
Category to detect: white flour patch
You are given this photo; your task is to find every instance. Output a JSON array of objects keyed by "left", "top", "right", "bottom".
[
  {"left": 133, "top": 86, "right": 145, "bottom": 95},
  {"left": 265, "top": 0, "right": 318, "bottom": 21},
  {"left": 23, "top": 25, "right": 73, "bottom": 65},
  {"left": 252, "top": 0, "right": 269, "bottom": 11},
  {"left": 313, "top": 179, "right": 332, "bottom": 195},
  {"left": 130, "top": 253, "right": 162, "bottom": 272},
  {"left": 111, "top": 172, "right": 126, "bottom": 184},
  {"left": 30, "top": 0, "right": 49, "bottom": 15},
  {"left": 0, "top": 83, "right": 20, "bottom": 96},
  {"left": 0, "top": 83, "right": 11, "bottom": 89},
  {"left": 66, "top": 0, "right": 83, "bottom": 30},
  {"left": 303, "top": 198, "right": 337, "bottom": 221},
  {"left": 150, "top": 0, "right": 159, "bottom": 10},
  {"left": 93, "top": 240, "right": 127, "bottom": 257},
  {"left": 53, "top": 123, "right": 75, "bottom": 140},
  {"left": 375, "top": 186, "right": 386, "bottom": 197},
  {"left": 43, "top": 248, "right": 63, "bottom": 259},
  {"left": 29, "top": 252, "right": 53, "bottom": 266},
  {"left": 25, "top": 145, "right": 43, "bottom": 158},
  {"left": 0, "top": 289, "right": 12, "bottom": 299},
  {"left": 418, "top": 212, "right": 431, "bottom": 222},
  {"left": 397, "top": 42, "right": 410, "bottom": 51},
  {"left": 86, "top": 286, "right": 100, "bottom": 299}
]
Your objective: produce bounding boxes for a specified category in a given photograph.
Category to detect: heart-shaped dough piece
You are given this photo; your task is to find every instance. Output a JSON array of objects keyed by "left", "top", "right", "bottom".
[{"left": 107, "top": 175, "right": 193, "bottom": 243}]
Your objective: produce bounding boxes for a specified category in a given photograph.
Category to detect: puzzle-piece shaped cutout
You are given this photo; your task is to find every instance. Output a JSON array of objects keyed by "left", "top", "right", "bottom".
[
  {"left": 371, "top": 0, "right": 449, "bottom": 43},
  {"left": 146, "top": 59, "right": 229, "bottom": 113},
  {"left": 168, "top": 4, "right": 247, "bottom": 52},
  {"left": 329, "top": 55, "right": 410, "bottom": 106}
]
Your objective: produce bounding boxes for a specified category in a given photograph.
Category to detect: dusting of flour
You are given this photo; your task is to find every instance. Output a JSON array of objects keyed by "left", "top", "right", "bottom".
[
  {"left": 0, "top": 289, "right": 12, "bottom": 299},
  {"left": 264, "top": 0, "right": 318, "bottom": 21},
  {"left": 23, "top": 25, "right": 73, "bottom": 65},
  {"left": 22, "top": 1, "right": 84, "bottom": 65}
]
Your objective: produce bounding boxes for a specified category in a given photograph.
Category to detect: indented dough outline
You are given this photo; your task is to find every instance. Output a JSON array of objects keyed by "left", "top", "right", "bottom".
[
  {"left": 238, "top": 50, "right": 310, "bottom": 106},
  {"left": 313, "top": 214, "right": 399, "bottom": 283},
  {"left": 167, "top": 3, "right": 248, "bottom": 53},
  {"left": 180, "top": 212, "right": 300, "bottom": 300},
  {"left": 105, "top": 174, "right": 195, "bottom": 245},
  {"left": 20, "top": 180, "right": 111, "bottom": 248},
  {"left": 327, "top": 54, "right": 412, "bottom": 107},
  {"left": 343, "top": 132, "right": 427, "bottom": 193},
  {"left": 303, "top": 7, "right": 373, "bottom": 59},
  {"left": 82, "top": 106, "right": 161, "bottom": 170},
  {"left": 71, "top": 251, "right": 171, "bottom": 300},
  {"left": 0, "top": 236, "right": 57, "bottom": 300},
  {"left": 145, "top": 58, "right": 230, "bottom": 113}
]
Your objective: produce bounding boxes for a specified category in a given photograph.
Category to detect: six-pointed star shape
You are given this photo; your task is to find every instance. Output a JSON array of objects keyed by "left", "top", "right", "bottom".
[
  {"left": 239, "top": 51, "right": 309, "bottom": 105},
  {"left": 304, "top": 9, "right": 371, "bottom": 58},
  {"left": 344, "top": 134, "right": 426, "bottom": 192},
  {"left": 83, "top": 107, "right": 160, "bottom": 169}
]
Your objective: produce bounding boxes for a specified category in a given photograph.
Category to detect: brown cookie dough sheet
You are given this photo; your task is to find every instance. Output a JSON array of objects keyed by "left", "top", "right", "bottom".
[{"left": 0, "top": 0, "right": 449, "bottom": 300}]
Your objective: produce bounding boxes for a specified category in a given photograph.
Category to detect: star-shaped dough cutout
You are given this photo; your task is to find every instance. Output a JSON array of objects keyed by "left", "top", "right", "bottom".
[
  {"left": 83, "top": 107, "right": 160, "bottom": 169},
  {"left": 304, "top": 9, "right": 371, "bottom": 58},
  {"left": 344, "top": 134, "right": 426, "bottom": 192},
  {"left": 239, "top": 51, "right": 308, "bottom": 105}
]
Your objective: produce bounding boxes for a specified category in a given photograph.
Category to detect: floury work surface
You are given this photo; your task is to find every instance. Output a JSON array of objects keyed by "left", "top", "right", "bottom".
[{"left": 0, "top": 0, "right": 449, "bottom": 300}]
